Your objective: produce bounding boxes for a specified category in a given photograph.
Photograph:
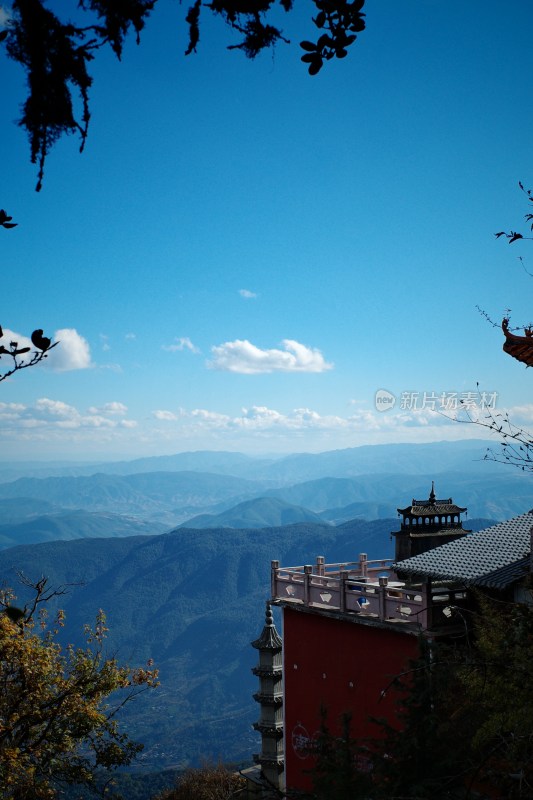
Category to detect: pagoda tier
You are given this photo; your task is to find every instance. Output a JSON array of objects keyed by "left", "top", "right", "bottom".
[
  {"left": 252, "top": 665, "right": 282, "bottom": 678},
  {"left": 393, "top": 482, "right": 470, "bottom": 561}
]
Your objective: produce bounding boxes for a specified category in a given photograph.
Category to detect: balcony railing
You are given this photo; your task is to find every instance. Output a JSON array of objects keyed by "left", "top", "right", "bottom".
[{"left": 271, "top": 554, "right": 468, "bottom": 631}]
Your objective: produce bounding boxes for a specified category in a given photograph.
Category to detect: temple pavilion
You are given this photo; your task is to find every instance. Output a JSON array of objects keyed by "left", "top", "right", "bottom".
[{"left": 392, "top": 481, "right": 470, "bottom": 561}]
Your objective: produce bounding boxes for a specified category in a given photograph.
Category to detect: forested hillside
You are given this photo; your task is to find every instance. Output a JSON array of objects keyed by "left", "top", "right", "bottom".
[
  {"left": 0, "top": 519, "right": 395, "bottom": 767},
  {"left": 0, "top": 509, "right": 167, "bottom": 549}
]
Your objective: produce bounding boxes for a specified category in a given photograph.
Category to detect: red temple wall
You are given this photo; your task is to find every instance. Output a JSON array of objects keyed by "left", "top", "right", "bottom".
[{"left": 282, "top": 606, "right": 420, "bottom": 792}]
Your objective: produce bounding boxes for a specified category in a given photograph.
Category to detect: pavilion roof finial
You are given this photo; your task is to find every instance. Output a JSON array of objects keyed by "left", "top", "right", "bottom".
[{"left": 429, "top": 481, "right": 436, "bottom": 505}]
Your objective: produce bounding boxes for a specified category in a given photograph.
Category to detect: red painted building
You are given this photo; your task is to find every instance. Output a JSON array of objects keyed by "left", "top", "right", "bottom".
[
  {"left": 282, "top": 604, "right": 419, "bottom": 792},
  {"left": 247, "top": 489, "right": 533, "bottom": 797},
  {"left": 266, "top": 487, "right": 472, "bottom": 794}
]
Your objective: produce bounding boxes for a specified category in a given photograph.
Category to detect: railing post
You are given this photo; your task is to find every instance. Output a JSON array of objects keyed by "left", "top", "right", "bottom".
[
  {"left": 271, "top": 560, "right": 279, "bottom": 599},
  {"left": 360, "top": 553, "right": 368, "bottom": 578},
  {"left": 316, "top": 556, "right": 325, "bottom": 576},
  {"left": 378, "top": 576, "right": 388, "bottom": 620},
  {"left": 339, "top": 570, "right": 348, "bottom": 612},
  {"left": 304, "top": 565, "right": 312, "bottom": 606}
]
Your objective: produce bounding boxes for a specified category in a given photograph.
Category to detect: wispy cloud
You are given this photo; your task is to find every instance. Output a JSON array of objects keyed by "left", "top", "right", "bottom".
[
  {"left": 0, "top": 398, "right": 497, "bottom": 457},
  {"left": 88, "top": 402, "right": 128, "bottom": 416},
  {"left": 125, "top": 332, "right": 136, "bottom": 341},
  {"left": 0, "top": 398, "right": 137, "bottom": 433},
  {"left": 99, "top": 334, "right": 110, "bottom": 352},
  {"left": 0, "top": 402, "right": 25, "bottom": 421},
  {"left": 239, "top": 289, "right": 257, "bottom": 299},
  {"left": 152, "top": 404, "right": 463, "bottom": 435},
  {"left": 208, "top": 339, "right": 333, "bottom": 374},
  {"left": 191, "top": 408, "right": 231, "bottom": 422},
  {"left": 162, "top": 337, "right": 200, "bottom": 354}
]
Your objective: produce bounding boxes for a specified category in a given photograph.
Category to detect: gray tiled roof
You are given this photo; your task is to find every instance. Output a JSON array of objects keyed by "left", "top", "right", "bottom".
[
  {"left": 394, "top": 512, "right": 533, "bottom": 589},
  {"left": 399, "top": 502, "right": 466, "bottom": 515}
]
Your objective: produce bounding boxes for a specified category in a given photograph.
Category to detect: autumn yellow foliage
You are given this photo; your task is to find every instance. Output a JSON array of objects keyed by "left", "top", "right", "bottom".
[{"left": 0, "top": 580, "right": 158, "bottom": 799}]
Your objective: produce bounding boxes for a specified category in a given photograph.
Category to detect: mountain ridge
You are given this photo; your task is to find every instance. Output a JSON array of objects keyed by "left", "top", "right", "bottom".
[{"left": 0, "top": 439, "right": 504, "bottom": 484}]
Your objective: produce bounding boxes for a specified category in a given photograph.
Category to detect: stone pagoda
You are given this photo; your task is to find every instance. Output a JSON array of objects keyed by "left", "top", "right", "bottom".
[
  {"left": 247, "top": 600, "right": 284, "bottom": 796},
  {"left": 392, "top": 482, "right": 470, "bottom": 561}
]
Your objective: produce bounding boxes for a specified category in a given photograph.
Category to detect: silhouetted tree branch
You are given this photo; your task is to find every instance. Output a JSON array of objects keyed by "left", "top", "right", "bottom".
[
  {"left": 494, "top": 181, "right": 533, "bottom": 245},
  {"left": 460, "top": 184, "right": 533, "bottom": 472},
  {"left": 0, "top": 214, "right": 59, "bottom": 383},
  {"left": 1, "top": 0, "right": 366, "bottom": 190},
  {"left": 492, "top": 181, "right": 533, "bottom": 335},
  {"left": 0, "top": 210, "right": 17, "bottom": 229},
  {"left": 451, "top": 400, "right": 533, "bottom": 471},
  {"left": 0, "top": 325, "right": 58, "bottom": 383}
]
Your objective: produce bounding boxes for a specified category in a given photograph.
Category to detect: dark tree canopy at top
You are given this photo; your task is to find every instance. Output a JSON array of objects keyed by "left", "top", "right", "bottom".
[{"left": 1, "top": 0, "right": 366, "bottom": 191}]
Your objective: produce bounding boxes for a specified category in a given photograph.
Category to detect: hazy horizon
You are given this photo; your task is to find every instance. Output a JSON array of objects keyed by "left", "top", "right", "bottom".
[{"left": 0, "top": 437, "right": 500, "bottom": 466}]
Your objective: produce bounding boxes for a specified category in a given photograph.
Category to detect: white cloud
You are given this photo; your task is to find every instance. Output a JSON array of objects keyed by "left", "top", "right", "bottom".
[
  {"left": 239, "top": 289, "right": 258, "bottom": 299},
  {"left": 191, "top": 409, "right": 231, "bottom": 422},
  {"left": 153, "top": 410, "right": 179, "bottom": 421},
  {"left": 179, "top": 406, "right": 345, "bottom": 432},
  {"left": 0, "top": 402, "right": 26, "bottom": 411},
  {"left": 125, "top": 332, "right": 136, "bottom": 341},
  {"left": 0, "top": 397, "right": 136, "bottom": 433},
  {"left": 88, "top": 402, "right": 128, "bottom": 416},
  {"left": 504, "top": 404, "right": 533, "bottom": 424},
  {"left": 0, "top": 396, "right": 507, "bottom": 459},
  {"left": 162, "top": 337, "right": 200, "bottom": 354},
  {"left": 208, "top": 339, "right": 333, "bottom": 374},
  {"left": 35, "top": 398, "right": 78, "bottom": 418},
  {"left": 0, "top": 402, "right": 26, "bottom": 421},
  {"left": 242, "top": 406, "right": 284, "bottom": 422},
  {"left": 171, "top": 403, "right": 478, "bottom": 438},
  {"left": 145, "top": 404, "right": 468, "bottom": 452},
  {"left": 73, "top": 414, "right": 115, "bottom": 429},
  {"left": 46, "top": 329, "right": 92, "bottom": 371}
]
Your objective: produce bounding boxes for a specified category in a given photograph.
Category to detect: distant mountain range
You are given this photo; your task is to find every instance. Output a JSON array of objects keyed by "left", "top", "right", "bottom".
[
  {"left": 0, "top": 471, "right": 268, "bottom": 529},
  {"left": 0, "top": 439, "right": 515, "bottom": 483},
  {"left": 0, "top": 453, "right": 530, "bottom": 544}
]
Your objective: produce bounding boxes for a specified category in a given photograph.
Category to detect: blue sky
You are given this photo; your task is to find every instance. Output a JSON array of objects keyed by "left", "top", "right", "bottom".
[{"left": 1, "top": 0, "right": 533, "bottom": 460}]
